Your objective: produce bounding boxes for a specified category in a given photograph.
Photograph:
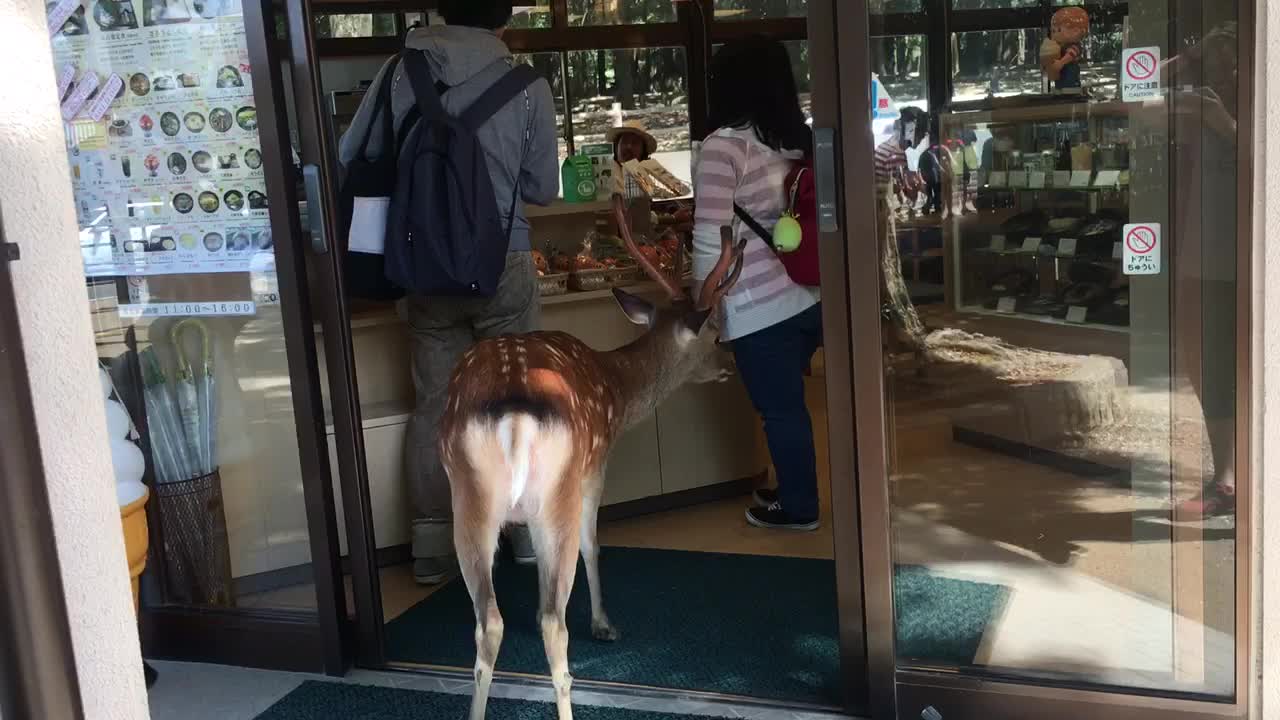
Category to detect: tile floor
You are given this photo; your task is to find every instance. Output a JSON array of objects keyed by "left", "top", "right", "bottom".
[{"left": 145, "top": 660, "right": 856, "bottom": 720}]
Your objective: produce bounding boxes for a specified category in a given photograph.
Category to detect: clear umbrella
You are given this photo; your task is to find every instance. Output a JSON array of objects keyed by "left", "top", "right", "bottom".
[
  {"left": 140, "top": 347, "right": 195, "bottom": 483},
  {"left": 170, "top": 319, "right": 214, "bottom": 475}
]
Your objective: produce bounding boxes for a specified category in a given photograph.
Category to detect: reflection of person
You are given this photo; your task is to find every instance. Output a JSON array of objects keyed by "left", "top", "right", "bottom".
[
  {"left": 338, "top": 0, "right": 559, "bottom": 583},
  {"left": 1163, "top": 22, "right": 1239, "bottom": 518},
  {"left": 607, "top": 120, "right": 656, "bottom": 200},
  {"left": 875, "top": 106, "right": 929, "bottom": 345},
  {"left": 694, "top": 38, "right": 821, "bottom": 530}
]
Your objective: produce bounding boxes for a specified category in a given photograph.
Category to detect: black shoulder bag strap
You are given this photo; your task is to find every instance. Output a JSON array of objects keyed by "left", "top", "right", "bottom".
[
  {"left": 734, "top": 204, "right": 773, "bottom": 245},
  {"left": 460, "top": 63, "right": 540, "bottom": 241}
]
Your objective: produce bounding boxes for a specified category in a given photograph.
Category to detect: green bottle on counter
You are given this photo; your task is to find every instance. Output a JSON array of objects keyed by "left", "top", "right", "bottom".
[{"left": 562, "top": 155, "right": 597, "bottom": 202}]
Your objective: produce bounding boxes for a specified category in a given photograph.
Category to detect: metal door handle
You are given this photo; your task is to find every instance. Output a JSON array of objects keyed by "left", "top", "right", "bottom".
[
  {"left": 813, "top": 127, "right": 840, "bottom": 233},
  {"left": 302, "top": 164, "right": 329, "bottom": 255}
]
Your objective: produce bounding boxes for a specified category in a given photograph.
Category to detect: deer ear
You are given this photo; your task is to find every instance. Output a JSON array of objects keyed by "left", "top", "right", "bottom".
[{"left": 612, "top": 287, "right": 656, "bottom": 326}]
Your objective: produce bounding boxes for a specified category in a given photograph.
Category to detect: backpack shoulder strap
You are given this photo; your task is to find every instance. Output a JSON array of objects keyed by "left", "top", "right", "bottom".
[
  {"left": 459, "top": 64, "right": 539, "bottom": 132},
  {"left": 404, "top": 50, "right": 447, "bottom": 122}
]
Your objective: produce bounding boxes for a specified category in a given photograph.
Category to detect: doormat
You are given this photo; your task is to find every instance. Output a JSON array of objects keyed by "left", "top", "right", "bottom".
[
  {"left": 384, "top": 547, "right": 1007, "bottom": 703},
  {"left": 253, "top": 680, "right": 726, "bottom": 720}
]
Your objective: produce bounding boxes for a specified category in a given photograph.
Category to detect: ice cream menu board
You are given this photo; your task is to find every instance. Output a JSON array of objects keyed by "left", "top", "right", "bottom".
[{"left": 47, "top": 0, "right": 273, "bottom": 282}]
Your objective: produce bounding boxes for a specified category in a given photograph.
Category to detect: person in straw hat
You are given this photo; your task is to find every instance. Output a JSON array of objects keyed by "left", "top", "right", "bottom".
[{"left": 606, "top": 119, "right": 658, "bottom": 199}]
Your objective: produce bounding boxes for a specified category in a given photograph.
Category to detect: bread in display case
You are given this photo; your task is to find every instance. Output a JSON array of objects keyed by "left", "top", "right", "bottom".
[{"left": 937, "top": 101, "right": 1133, "bottom": 332}]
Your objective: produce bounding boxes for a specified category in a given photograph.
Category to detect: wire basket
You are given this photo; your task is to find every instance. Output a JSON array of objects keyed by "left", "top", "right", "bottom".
[
  {"left": 538, "top": 272, "right": 569, "bottom": 297},
  {"left": 152, "top": 470, "right": 235, "bottom": 608},
  {"left": 569, "top": 265, "right": 642, "bottom": 292}
]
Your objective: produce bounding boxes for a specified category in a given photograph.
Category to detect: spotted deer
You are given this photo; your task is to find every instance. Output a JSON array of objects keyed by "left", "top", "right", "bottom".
[{"left": 439, "top": 195, "right": 745, "bottom": 720}]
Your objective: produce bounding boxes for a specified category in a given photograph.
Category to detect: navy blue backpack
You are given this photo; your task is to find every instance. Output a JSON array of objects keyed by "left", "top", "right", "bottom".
[{"left": 385, "top": 50, "right": 538, "bottom": 297}]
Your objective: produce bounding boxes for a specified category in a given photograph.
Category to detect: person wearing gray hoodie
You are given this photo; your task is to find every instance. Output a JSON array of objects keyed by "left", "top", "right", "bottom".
[{"left": 338, "top": 0, "right": 558, "bottom": 584}]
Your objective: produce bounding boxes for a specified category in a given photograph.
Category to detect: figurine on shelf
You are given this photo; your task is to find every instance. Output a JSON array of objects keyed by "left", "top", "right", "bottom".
[{"left": 1040, "top": 6, "right": 1089, "bottom": 92}]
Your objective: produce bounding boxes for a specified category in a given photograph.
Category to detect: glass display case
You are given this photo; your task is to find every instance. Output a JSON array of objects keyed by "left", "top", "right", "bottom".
[{"left": 937, "top": 101, "right": 1133, "bottom": 331}]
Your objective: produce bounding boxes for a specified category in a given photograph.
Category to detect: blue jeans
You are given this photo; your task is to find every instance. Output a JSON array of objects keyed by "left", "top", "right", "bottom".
[{"left": 732, "top": 303, "right": 823, "bottom": 519}]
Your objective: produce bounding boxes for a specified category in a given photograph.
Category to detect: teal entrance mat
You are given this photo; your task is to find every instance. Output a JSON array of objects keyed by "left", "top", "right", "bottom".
[
  {"left": 384, "top": 547, "right": 1006, "bottom": 704},
  {"left": 255, "top": 681, "right": 726, "bottom": 719}
]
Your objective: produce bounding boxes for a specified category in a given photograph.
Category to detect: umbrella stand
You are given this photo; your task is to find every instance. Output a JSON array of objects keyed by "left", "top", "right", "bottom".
[{"left": 146, "top": 322, "right": 233, "bottom": 607}]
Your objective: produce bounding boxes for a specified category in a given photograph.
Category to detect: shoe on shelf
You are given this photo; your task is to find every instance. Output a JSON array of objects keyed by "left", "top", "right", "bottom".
[
  {"left": 752, "top": 487, "right": 779, "bottom": 508},
  {"left": 746, "top": 503, "right": 819, "bottom": 532},
  {"left": 413, "top": 556, "right": 455, "bottom": 586},
  {"left": 509, "top": 524, "right": 537, "bottom": 565}
]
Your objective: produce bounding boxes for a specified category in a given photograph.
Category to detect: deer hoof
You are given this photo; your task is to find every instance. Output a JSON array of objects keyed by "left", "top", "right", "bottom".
[{"left": 592, "top": 622, "right": 620, "bottom": 642}]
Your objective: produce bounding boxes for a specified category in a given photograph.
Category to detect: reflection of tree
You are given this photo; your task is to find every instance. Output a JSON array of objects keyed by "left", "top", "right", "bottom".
[
  {"left": 869, "top": 0, "right": 923, "bottom": 11},
  {"left": 314, "top": 13, "right": 396, "bottom": 39},
  {"left": 873, "top": 35, "right": 926, "bottom": 106},
  {"left": 568, "top": 0, "right": 674, "bottom": 25},
  {"left": 713, "top": 0, "right": 806, "bottom": 20}
]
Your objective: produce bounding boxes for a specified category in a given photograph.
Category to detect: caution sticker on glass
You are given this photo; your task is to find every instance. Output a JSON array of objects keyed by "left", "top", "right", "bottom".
[
  {"left": 1122, "top": 47, "right": 1162, "bottom": 102},
  {"left": 1122, "top": 223, "right": 1161, "bottom": 276}
]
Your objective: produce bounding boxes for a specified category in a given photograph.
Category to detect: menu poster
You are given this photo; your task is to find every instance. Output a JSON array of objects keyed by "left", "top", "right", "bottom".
[{"left": 47, "top": 0, "right": 275, "bottom": 297}]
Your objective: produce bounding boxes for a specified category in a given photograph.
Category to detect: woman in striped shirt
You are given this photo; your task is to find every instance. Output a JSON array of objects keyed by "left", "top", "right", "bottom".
[{"left": 693, "top": 38, "right": 821, "bottom": 531}]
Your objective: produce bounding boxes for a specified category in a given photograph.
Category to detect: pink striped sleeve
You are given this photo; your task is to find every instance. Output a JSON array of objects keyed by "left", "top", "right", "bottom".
[{"left": 694, "top": 136, "right": 744, "bottom": 228}]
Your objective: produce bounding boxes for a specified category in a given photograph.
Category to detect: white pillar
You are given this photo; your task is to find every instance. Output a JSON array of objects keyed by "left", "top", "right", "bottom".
[
  {"left": 1256, "top": 1, "right": 1279, "bottom": 718},
  {"left": 0, "top": 1, "right": 148, "bottom": 717}
]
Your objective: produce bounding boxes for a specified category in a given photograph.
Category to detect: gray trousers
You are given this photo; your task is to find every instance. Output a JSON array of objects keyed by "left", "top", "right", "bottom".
[{"left": 405, "top": 252, "right": 540, "bottom": 558}]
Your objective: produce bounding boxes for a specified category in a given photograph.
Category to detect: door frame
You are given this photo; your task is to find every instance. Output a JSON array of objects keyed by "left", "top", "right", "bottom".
[
  {"left": 831, "top": 0, "right": 1257, "bottom": 718},
  {"left": 267, "top": 0, "right": 390, "bottom": 670},
  {"left": 133, "top": 0, "right": 354, "bottom": 676},
  {"left": 809, "top": 0, "right": 873, "bottom": 716},
  {"left": 281, "top": 4, "right": 880, "bottom": 712}
]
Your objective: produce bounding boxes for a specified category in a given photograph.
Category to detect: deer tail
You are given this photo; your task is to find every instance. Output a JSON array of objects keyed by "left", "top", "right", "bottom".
[{"left": 496, "top": 413, "right": 540, "bottom": 508}]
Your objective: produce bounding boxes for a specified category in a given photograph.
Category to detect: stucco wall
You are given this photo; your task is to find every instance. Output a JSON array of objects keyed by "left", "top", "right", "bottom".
[
  {"left": 1259, "top": 2, "right": 1278, "bottom": 719},
  {"left": 0, "top": 0, "right": 149, "bottom": 717}
]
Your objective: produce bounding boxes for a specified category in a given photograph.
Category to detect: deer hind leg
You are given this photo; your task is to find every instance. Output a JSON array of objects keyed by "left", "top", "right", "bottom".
[
  {"left": 453, "top": 481, "right": 504, "bottom": 720},
  {"left": 579, "top": 477, "right": 617, "bottom": 641},
  {"left": 531, "top": 511, "right": 582, "bottom": 720}
]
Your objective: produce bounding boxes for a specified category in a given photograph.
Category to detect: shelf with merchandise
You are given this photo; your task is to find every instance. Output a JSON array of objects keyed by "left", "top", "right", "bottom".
[{"left": 938, "top": 97, "right": 1133, "bottom": 331}]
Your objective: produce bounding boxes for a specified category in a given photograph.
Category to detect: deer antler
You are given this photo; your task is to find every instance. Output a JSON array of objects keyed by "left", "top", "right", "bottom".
[
  {"left": 613, "top": 194, "right": 684, "bottom": 302},
  {"left": 697, "top": 226, "right": 747, "bottom": 311}
]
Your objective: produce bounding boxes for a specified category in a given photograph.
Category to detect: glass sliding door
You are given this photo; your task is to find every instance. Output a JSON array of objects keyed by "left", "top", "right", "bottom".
[
  {"left": 835, "top": 0, "right": 1254, "bottom": 717},
  {"left": 44, "top": 0, "right": 352, "bottom": 671}
]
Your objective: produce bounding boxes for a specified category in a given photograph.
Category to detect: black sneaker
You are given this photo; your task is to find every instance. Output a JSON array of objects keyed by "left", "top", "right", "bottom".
[
  {"left": 746, "top": 503, "right": 819, "bottom": 532},
  {"left": 752, "top": 487, "right": 778, "bottom": 507}
]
